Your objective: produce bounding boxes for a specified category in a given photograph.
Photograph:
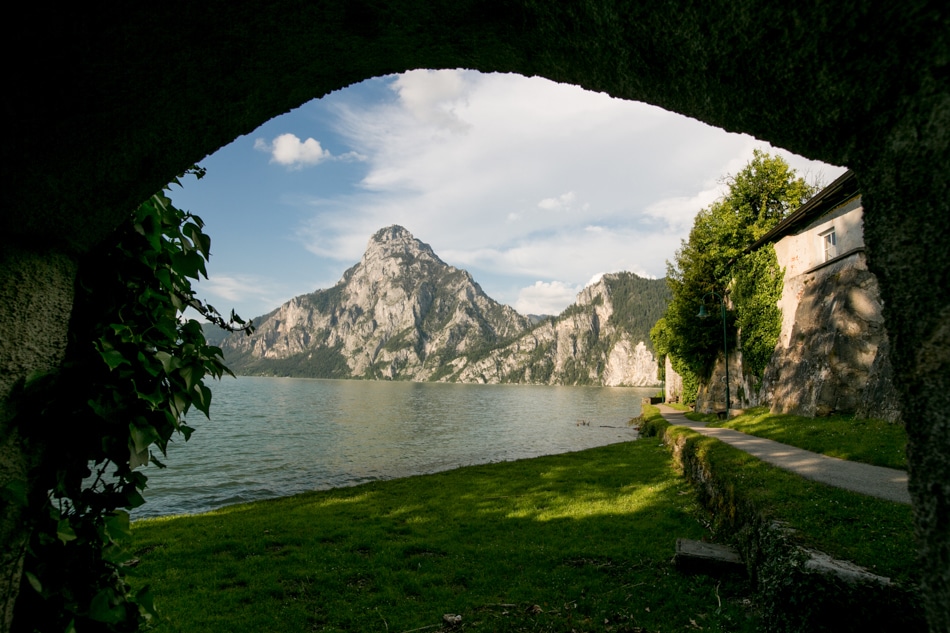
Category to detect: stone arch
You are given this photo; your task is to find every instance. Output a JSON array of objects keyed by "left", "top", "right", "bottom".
[{"left": 3, "top": 2, "right": 949, "bottom": 629}]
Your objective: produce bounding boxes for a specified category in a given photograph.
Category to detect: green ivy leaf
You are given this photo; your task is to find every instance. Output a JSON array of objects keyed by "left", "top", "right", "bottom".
[
  {"left": 135, "top": 586, "right": 159, "bottom": 620},
  {"left": 0, "top": 479, "right": 28, "bottom": 507},
  {"left": 192, "top": 383, "right": 212, "bottom": 417},
  {"left": 56, "top": 519, "right": 78, "bottom": 544},
  {"left": 149, "top": 451, "right": 166, "bottom": 469},
  {"left": 98, "top": 344, "right": 128, "bottom": 370},
  {"left": 24, "top": 571, "right": 42, "bottom": 594},
  {"left": 129, "top": 422, "right": 160, "bottom": 455},
  {"left": 89, "top": 589, "right": 125, "bottom": 624},
  {"left": 104, "top": 511, "right": 132, "bottom": 543}
]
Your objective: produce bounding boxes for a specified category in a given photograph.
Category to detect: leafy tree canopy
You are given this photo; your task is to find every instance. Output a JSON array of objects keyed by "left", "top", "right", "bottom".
[{"left": 659, "top": 150, "right": 816, "bottom": 387}]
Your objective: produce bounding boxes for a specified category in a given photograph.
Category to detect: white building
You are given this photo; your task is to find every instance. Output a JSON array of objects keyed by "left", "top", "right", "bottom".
[{"left": 752, "top": 171, "right": 899, "bottom": 420}]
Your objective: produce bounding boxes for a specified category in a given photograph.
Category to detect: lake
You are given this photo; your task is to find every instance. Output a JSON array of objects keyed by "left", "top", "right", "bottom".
[{"left": 135, "top": 377, "right": 653, "bottom": 518}]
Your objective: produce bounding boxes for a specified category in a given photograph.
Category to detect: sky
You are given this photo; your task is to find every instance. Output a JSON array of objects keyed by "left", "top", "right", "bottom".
[{"left": 169, "top": 69, "right": 847, "bottom": 321}]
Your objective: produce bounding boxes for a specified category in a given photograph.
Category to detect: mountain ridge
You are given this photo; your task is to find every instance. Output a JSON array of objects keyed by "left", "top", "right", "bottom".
[{"left": 219, "top": 225, "right": 668, "bottom": 385}]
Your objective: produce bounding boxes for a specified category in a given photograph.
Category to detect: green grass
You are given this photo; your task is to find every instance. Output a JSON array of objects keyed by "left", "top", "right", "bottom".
[
  {"left": 637, "top": 405, "right": 916, "bottom": 583},
  {"left": 131, "top": 441, "right": 759, "bottom": 633},
  {"left": 130, "top": 408, "right": 918, "bottom": 632},
  {"left": 665, "top": 425, "right": 916, "bottom": 582},
  {"left": 685, "top": 406, "right": 908, "bottom": 470},
  {"left": 661, "top": 402, "right": 692, "bottom": 412}
]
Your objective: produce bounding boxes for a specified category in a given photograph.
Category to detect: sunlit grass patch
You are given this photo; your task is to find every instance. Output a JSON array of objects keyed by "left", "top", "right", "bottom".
[
  {"left": 131, "top": 440, "right": 759, "bottom": 632},
  {"left": 659, "top": 423, "right": 916, "bottom": 583},
  {"left": 687, "top": 406, "right": 907, "bottom": 470}
]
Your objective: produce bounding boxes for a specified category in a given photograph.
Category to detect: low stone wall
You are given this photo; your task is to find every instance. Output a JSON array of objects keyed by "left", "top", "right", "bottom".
[{"left": 639, "top": 417, "right": 923, "bottom": 632}]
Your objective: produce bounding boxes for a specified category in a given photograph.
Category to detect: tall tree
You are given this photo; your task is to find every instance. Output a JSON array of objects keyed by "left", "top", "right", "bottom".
[{"left": 660, "top": 150, "right": 815, "bottom": 387}]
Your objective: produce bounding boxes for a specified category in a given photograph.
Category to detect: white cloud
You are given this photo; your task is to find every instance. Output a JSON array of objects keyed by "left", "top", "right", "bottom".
[
  {"left": 255, "top": 133, "right": 329, "bottom": 167},
  {"left": 643, "top": 183, "right": 725, "bottom": 233},
  {"left": 392, "top": 69, "right": 472, "bottom": 132},
  {"left": 538, "top": 191, "right": 577, "bottom": 211},
  {"left": 199, "top": 274, "right": 307, "bottom": 316},
  {"left": 254, "top": 133, "right": 365, "bottom": 169},
  {"left": 289, "top": 70, "right": 846, "bottom": 307},
  {"left": 515, "top": 280, "right": 581, "bottom": 315}
]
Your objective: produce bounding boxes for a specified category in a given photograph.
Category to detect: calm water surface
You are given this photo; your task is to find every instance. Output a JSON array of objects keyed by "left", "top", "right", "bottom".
[{"left": 136, "top": 377, "right": 652, "bottom": 518}]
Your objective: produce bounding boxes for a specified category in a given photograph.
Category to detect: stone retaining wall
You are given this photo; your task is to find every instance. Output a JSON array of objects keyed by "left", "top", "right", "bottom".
[{"left": 640, "top": 418, "right": 923, "bottom": 632}]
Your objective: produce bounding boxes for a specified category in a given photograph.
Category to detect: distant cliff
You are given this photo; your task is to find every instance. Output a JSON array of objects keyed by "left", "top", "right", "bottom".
[
  {"left": 219, "top": 226, "right": 668, "bottom": 386},
  {"left": 221, "top": 225, "right": 529, "bottom": 380},
  {"left": 445, "top": 273, "right": 668, "bottom": 386}
]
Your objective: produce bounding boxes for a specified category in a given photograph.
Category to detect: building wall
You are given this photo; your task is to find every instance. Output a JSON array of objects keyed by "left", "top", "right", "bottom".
[
  {"left": 773, "top": 196, "right": 864, "bottom": 280},
  {"left": 664, "top": 355, "right": 684, "bottom": 404},
  {"left": 693, "top": 197, "right": 901, "bottom": 422},
  {"left": 761, "top": 198, "right": 901, "bottom": 421}
]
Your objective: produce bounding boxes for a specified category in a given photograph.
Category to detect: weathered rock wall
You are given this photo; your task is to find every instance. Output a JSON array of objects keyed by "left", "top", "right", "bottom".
[
  {"left": 693, "top": 251, "right": 902, "bottom": 422},
  {"left": 761, "top": 253, "right": 899, "bottom": 420},
  {"left": 0, "top": 247, "right": 78, "bottom": 625},
  {"left": 694, "top": 349, "right": 767, "bottom": 413}
]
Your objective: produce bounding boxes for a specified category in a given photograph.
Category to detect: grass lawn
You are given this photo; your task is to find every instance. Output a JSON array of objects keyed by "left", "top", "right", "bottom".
[
  {"left": 684, "top": 406, "right": 908, "bottom": 470},
  {"left": 638, "top": 405, "right": 916, "bottom": 583},
  {"left": 131, "top": 439, "right": 759, "bottom": 633}
]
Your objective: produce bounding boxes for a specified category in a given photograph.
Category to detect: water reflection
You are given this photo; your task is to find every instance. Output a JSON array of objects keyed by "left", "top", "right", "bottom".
[{"left": 136, "top": 377, "right": 650, "bottom": 518}]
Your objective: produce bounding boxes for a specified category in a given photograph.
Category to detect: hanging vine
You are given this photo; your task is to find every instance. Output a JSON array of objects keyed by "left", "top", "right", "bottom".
[{"left": 12, "top": 169, "right": 251, "bottom": 632}]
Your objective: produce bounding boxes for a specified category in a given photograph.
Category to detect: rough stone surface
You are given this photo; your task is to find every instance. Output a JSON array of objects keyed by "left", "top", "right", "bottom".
[
  {"left": 855, "top": 336, "right": 903, "bottom": 423},
  {"left": 0, "top": 247, "right": 77, "bottom": 629},
  {"left": 674, "top": 538, "right": 744, "bottom": 575},
  {"left": 663, "top": 356, "right": 684, "bottom": 404},
  {"left": 763, "top": 255, "right": 889, "bottom": 417},
  {"left": 693, "top": 249, "right": 903, "bottom": 423},
  {"left": 693, "top": 349, "right": 760, "bottom": 412},
  {"left": 800, "top": 548, "right": 891, "bottom": 587},
  {"left": 5, "top": 3, "right": 950, "bottom": 629}
]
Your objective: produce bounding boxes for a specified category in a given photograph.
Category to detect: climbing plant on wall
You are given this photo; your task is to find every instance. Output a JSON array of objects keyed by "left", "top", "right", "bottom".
[
  {"left": 658, "top": 150, "right": 815, "bottom": 388},
  {"left": 732, "top": 246, "right": 785, "bottom": 380},
  {"left": 12, "top": 169, "right": 251, "bottom": 632}
]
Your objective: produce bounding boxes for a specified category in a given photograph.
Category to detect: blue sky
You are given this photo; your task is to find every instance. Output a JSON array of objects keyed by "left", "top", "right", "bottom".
[{"left": 170, "top": 70, "right": 846, "bottom": 321}]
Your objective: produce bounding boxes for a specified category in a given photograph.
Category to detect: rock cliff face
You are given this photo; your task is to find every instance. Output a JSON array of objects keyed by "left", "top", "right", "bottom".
[
  {"left": 222, "top": 226, "right": 530, "bottom": 380},
  {"left": 443, "top": 273, "right": 666, "bottom": 386},
  {"left": 221, "top": 227, "right": 669, "bottom": 386}
]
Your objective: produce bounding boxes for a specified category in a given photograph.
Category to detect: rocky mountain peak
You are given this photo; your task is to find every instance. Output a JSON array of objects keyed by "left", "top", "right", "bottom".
[
  {"left": 219, "top": 228, "right": 669, "bottom": 386},
  {"left": 366, "top": 225, "right": 441, "bottom": 263},
  {"left": 371, "top": 224, "right": 414, "bottom": 243}
]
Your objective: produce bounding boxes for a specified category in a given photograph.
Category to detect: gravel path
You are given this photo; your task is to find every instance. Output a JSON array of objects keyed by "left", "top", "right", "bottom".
[{"left": 656, "top": 404, "right": 911, "bottom": 505}]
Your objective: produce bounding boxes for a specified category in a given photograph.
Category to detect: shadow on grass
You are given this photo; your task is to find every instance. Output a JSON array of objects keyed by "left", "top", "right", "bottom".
[{"left": 132, "top": 440, "right": 759, "bottom": 632}]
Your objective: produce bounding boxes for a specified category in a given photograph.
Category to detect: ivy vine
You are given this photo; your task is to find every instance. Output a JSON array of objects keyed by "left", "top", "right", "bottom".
[
  {"left": 12, "top": 169, "right": 251, "bottom": 632},
  {"left": 732, "top": 246, "right": 785, "bottom": 380}
]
